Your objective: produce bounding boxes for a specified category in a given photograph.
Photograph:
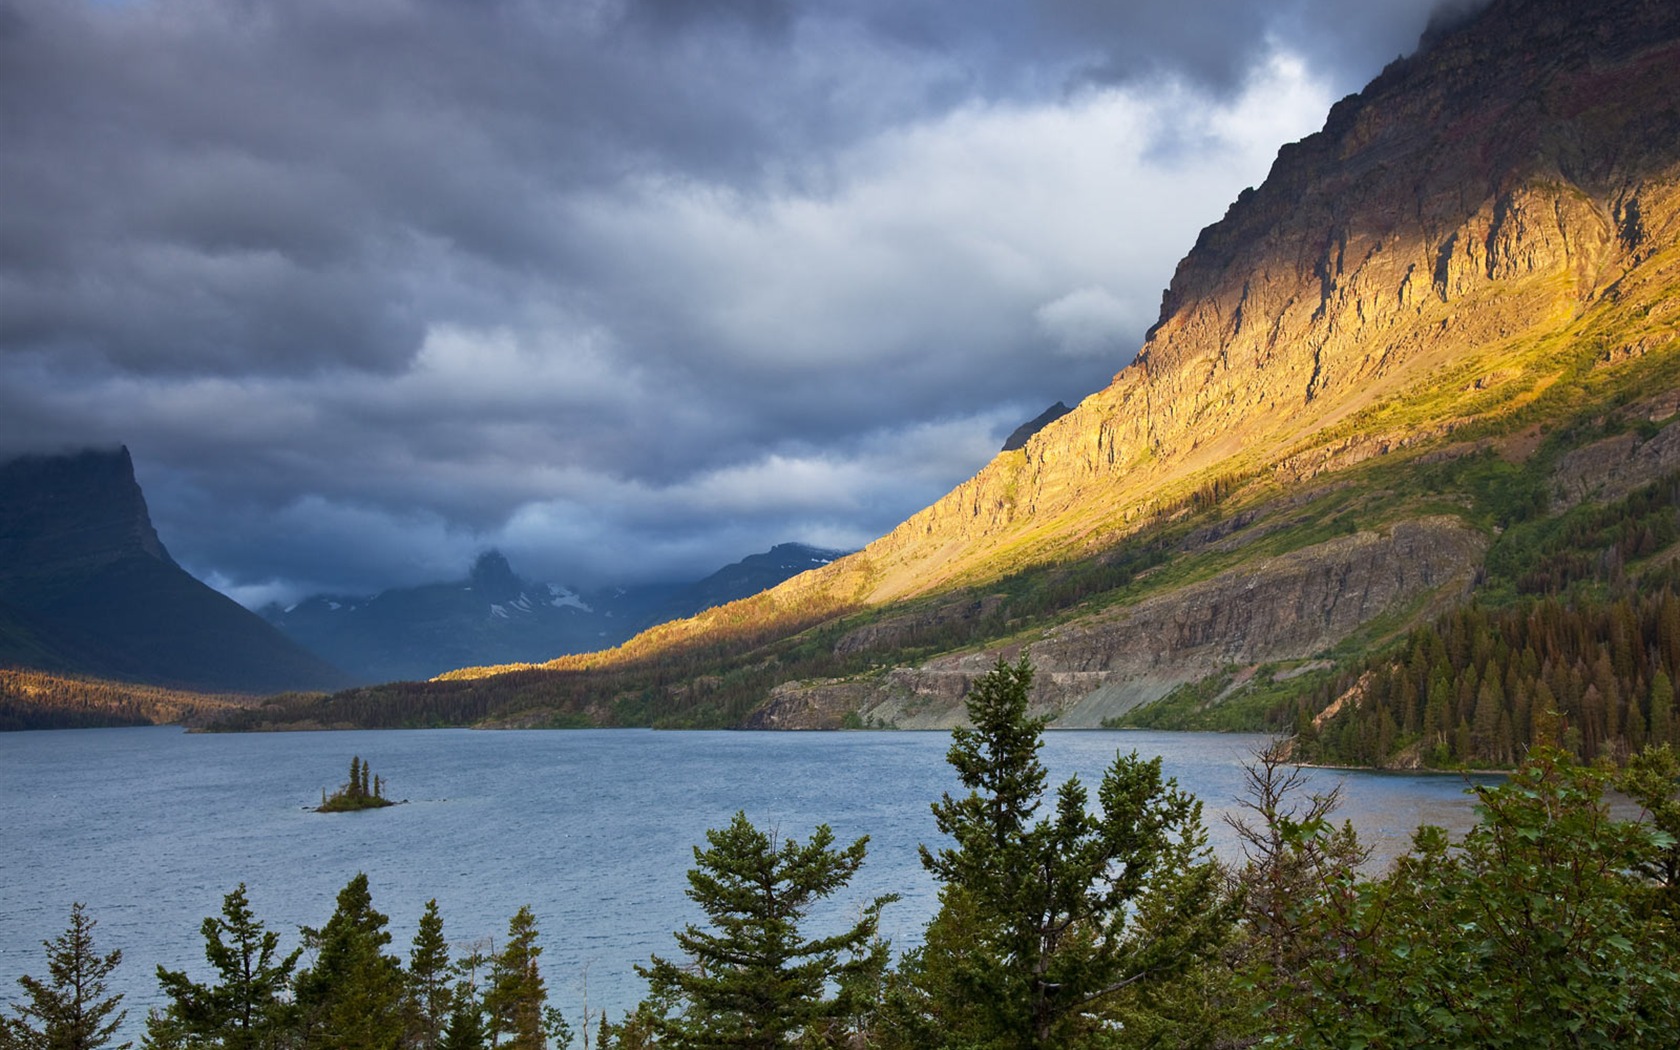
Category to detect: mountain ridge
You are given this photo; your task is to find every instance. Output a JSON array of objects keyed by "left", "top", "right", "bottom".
[
  {"left": 211, "top": 0, "right": 1680, "bottom": 738},
  {"left": 263, "top": 542, "right": 850, "bottom": 684},
  {"left": 541, "top": 0, "right": 1680, "bottom": 639}
]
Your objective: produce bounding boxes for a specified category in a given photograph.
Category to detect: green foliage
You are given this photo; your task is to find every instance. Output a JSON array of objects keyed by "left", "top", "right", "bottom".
[
  {"left": 1216, "top": 745, "right": 1369, "bottom": 1045},
  {"left": 294, "top": 874, "right": 406, "bottom": 1050},
  {"left": 317, "top": 756, "right": 395, "bottom": 811},
  {"left": 637, "top": 812, "right": 894, "bottom": 1049},
  {"left": 1482, "top": 474, "right": 1680, "bottom": 602},
  {"left": 440, "top": 946, "right": 490, "bottom": 1050},
  {"left": 1619, "top": 744, "right": 1680, "bottom": 913},
  {"left": 1, "top": 904, "right": 128, "bottom": 1050},
  {"left": 14, "top": 884, "right": 579, "bottom": 1050},
  {"left": 483, "top": 907, "right": 552, "bottom": 1050},
  {"left": 1297, "top": 576, "right": 1680, "bottom": 768},
  {"left": 1298, "top": 477, "right": 1680, "bottom": 769},
  {"left": 899, "top": 655, "right": 1232, "bottom": 1049},
  {"left": 407, "top": 900, "right": 453, "bottom": 1050},
  {"left": 145, "top": 885, "right": 299, "bottom": 1050},
  {"left": 1272, "top": 747, "right": 1680, "bottom": 1048}
]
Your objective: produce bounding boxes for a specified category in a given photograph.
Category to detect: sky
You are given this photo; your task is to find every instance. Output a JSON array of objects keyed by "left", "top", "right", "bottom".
[{"left": 0, "top": 0, "right": 1461, "bottom": 607}]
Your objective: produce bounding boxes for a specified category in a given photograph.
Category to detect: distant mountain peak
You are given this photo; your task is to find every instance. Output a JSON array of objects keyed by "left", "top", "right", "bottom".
[
  {"left": 264, "top": 541, "right": 853, "bottom": 684},
  {"left": 1002, "top": 403, "right": 1073, "bottom": 452},
  {"left": 469, "top": 549, "right": 522, "bottom": 600}
]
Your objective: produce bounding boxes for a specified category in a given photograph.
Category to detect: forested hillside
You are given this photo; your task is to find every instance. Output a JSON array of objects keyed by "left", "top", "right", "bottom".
[
  {"left": 1291, "top": 475, "right": 1680, "bottom": 768},
  {"left": 0, "top": 668, "right": 255, "bottom": 731}
]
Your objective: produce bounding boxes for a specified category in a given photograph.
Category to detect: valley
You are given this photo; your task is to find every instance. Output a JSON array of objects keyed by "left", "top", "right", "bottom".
[{"left": 5, "top": 0, "right": 1680, "bottom": 779}]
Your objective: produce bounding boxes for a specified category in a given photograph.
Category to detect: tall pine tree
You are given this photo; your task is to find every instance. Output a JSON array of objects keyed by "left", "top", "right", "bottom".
[
  {"left": 145, "top": 884, "right": 299, "bottom": 1050},
  {"left": 1, "top": 903, "right": 128, "bottom": 1050},
  {"left": 906, "top": 655, "right": 1229, "bottom": 1049},
  {"left": 483, "top": 908, "right": 550, "bottom": 1050},
  {"left": 293, "top": 874, "right": 405, "bottom": 1050},
  {"left": 638, "top": 813, "right": 893, "bottom": 1049},
  {"left": 407, "top": 900, "right": 453, "bottom": 1050}
]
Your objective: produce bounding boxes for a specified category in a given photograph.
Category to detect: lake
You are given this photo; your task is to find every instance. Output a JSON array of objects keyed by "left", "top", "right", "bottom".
[{"left": 0, "top": 726, "right": 1492, "bottom": 1037}]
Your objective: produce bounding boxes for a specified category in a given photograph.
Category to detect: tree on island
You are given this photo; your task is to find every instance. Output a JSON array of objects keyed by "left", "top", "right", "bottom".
[{"left": 317, "top": 756, "right": 394, "bottom": 812}]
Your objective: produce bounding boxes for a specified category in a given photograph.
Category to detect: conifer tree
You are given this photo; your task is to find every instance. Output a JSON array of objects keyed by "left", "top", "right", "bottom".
[
  {"left": 294, "top": 874, "right": 405, "bottom": 1050},
  {"left": 145, "top": 884, "right": 299, "bottom": 1050},
  {"left": 439, "top": 945, "right": 488, "bottom": 1050},
  {"left": 638, "top": 812, "right": 893, "bottom": 1049},
  {"left": 484, "top": 908, "right": 549, "bottom": 1050},
  {"left": 1, "top": 903, "right": 128, "bottom": 1050},
  {"left": 907, "top": 654, "right": 1229, "bottom": 1049},
  {"left": 1653, "top": 670, "right": 1675, "bottom": 746},
  {"left": 407, "top": 900, "right": 453, "bottom": 1050}
]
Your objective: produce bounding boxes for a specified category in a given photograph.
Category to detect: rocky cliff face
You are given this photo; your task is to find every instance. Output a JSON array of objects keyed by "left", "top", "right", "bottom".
[
  {"left": 821, "top": 0, "right": 1680, "bottom": 605},
  {"left": 0, "top": 447, "right": 349, "bottom": 694},
  {"left": 749, "top": 516, "right": 1484, "bottom": 728},
  {"left": 719, "top": 0, "right": 1680, "bottom": 727},
  {"left": 0, "top": 447, "right": 172, "bottom": 579}
]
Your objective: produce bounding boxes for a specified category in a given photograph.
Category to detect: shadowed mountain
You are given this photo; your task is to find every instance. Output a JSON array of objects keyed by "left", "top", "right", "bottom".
[
  {"left": 0, "top": 447, "right": 349, "bottom": 695},
  {"left": 262, "top": 543, "right": 849, "bottom": 684}
]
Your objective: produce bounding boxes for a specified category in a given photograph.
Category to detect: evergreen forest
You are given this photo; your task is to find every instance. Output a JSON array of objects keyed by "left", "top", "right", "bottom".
[
  {"left": 6, "top": 658, "right": 1679, "bottom": 1050},
  {"left": 1287, "top": 475, "right": 1680, "bottom": 769}
]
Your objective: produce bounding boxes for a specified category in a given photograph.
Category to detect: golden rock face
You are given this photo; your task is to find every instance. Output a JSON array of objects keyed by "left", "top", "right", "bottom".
[
  {"left": 837, "top": 0, "right": 1680, "bottom": 607},
  {"left": 450, "top": 0, "right": 1680, "bottom": 731}
]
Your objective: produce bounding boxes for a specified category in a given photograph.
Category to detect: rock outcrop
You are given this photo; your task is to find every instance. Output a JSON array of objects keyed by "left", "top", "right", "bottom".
[
  {"left": 0, "top": 446, "right": 171, "bottom": 577},
  {"left": 0, "top": 447, "right": 349, "bottom": 694},
  {"left": 754, "top": 517, "right": 1484, "bottom": 728}
]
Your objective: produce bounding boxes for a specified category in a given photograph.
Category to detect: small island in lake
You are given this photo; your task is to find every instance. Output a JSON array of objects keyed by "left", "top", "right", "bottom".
[{"left": 317, "top": 755, "right": 395, "bottom": 812}]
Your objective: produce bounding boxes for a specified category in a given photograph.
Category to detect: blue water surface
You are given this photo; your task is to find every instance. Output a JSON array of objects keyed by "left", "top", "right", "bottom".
[{"left": 0, "top": 726, "right": 1488, "bottom": 1035}]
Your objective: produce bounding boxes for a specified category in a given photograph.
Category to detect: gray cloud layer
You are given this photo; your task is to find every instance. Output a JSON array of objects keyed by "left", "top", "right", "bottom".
[{"left": 0, "top": 0, "right": 1447, "bottom": 604}]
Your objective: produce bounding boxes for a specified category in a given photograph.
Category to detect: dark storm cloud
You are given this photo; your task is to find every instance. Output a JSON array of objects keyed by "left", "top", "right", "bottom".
[
  {"left": 0, "top": 0, "right": 1452, "bottom": 605},
  {"left": 1040, "top": 0, "right": 1443, "bottom": 93}
]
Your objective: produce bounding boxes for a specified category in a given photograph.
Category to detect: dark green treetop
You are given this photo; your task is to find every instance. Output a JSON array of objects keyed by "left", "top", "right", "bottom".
[
  {"left": 406, "top": 900, "right": 454, "bottom": 1050},
  {"left": 293, "top": 874, "right": 406, "bottom": 1050},
  {"left": 907, "top": 654, "right": 1231, "bottom": 1049},
  {"left": 144, "top": 884, "right": 300, "bottom": 1050},
  {"left": 638, "top": 811, "right": 894, "bottom": 1049},
  {"left": 483, "top": 907, "right": 553, "bottom": 1050}
]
